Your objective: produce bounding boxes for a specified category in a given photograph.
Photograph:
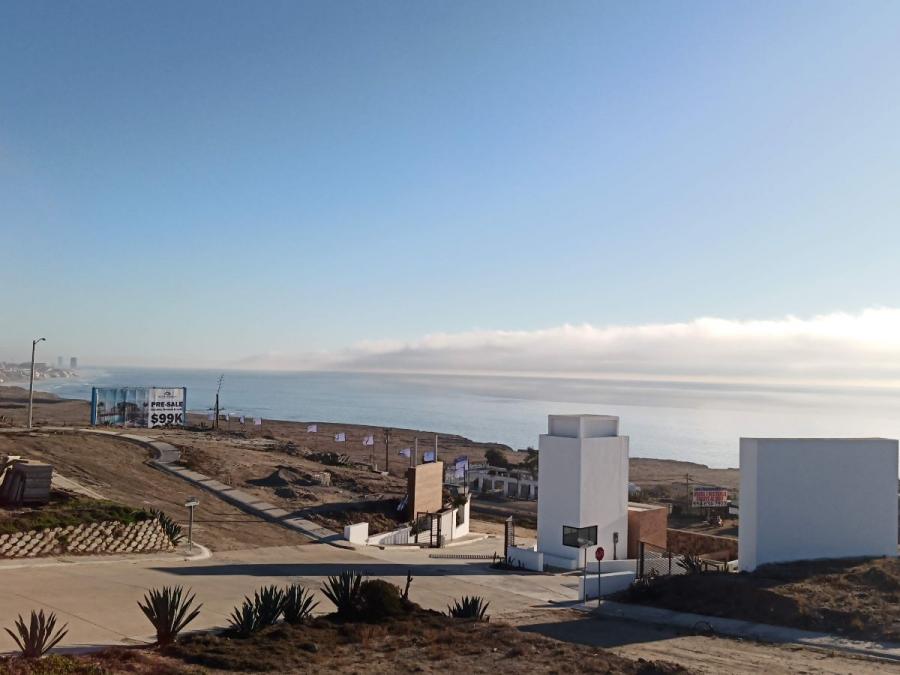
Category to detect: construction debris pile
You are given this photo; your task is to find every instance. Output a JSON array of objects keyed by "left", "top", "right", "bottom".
[{"left": 0, "top": 455, "right": 53, "bottom": 506}]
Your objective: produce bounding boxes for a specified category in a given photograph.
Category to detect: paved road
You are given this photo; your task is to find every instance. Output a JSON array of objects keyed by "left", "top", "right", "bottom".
[
  {"left": 3, "top": 538, "right": 897, "bottom": 674},
  {"left": 0, "top": 536, "right": 581, "bottom": 652}
]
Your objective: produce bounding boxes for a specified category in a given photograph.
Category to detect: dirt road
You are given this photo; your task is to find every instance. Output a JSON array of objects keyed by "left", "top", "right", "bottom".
[{"left": 515, "top": 609, "right": 899, "bottom": 674}]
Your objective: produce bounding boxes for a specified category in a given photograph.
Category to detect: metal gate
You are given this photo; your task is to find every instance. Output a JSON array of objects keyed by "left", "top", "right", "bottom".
[
  {"left": 414, "top": 512, "right": 443, "bottom": 548},
  {"left": 429, "top": 513, "right": 442, "bottom": 548}
]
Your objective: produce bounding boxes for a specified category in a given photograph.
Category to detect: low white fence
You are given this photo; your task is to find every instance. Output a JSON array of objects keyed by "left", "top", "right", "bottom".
[
  {"left": 507, "top": 545, "right": 544, "bottom": 571},
  {"left": 367, "top": 526, "right": 412, "bottom": 546}
]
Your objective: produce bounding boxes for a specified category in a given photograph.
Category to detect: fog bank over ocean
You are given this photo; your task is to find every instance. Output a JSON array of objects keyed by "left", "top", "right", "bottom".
[{"left": 32, "top": 367, "right": 900, "bottom": 469}]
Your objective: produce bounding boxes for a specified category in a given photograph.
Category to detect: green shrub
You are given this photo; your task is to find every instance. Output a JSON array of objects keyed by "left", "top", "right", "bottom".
[
  {"left": 676, "top": 553, "right": 705, "bottom": 574},
  {"left": 628, "top": 573, "right": 663, "bottom": 602},
  {"left": 137, "top": 586, "right": 202, "bottom": 646},
  {"left": 282, "top": 584, "right": 318, "bottom": 624},
  {"left": 0, "top": 499, "right": 149, "bottom": 536},
  {"left": 358, "top": 579, "right": 404, "bottom": 621},
  {"left": 322, "top": 571, "right": 363, "bottom": 619},
  {"left": 227, "top": 598, "right": 258, "bottom": 637},
  {"left": 5, "top": 610, "right": 68, "bottom": 658},
  {"left": 253, "top": 585, "right": 285, "bottom": 627},
  {"left": 447, "top": 596, "right": 490, "bottom": 621},
  {"left": 148, "top": 509, "right": 184, "bottom": 545}
]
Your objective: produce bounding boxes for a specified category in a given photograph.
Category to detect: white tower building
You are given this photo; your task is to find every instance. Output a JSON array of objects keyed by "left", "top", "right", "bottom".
[{"left": 537, "top": 414, "right": 629, "bottom": 569}]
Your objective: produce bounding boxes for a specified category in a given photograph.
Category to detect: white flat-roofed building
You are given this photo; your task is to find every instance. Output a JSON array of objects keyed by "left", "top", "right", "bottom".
[
  {"left": 537, "top": 414, "right": 629, "bottom": 570},
  {"left": 739, "top": 437, "right": 899, "bottom": 572}
]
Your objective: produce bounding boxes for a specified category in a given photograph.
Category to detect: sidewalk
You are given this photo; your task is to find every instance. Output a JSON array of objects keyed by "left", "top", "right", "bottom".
[{"left": 592, "top": 600, "right": 900, "bottom": 663}]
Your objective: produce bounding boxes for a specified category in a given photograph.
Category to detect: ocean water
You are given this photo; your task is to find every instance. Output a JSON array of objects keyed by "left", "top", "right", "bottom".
[{"left": 31, "top": 367, "right": 900, "bottom": 469}]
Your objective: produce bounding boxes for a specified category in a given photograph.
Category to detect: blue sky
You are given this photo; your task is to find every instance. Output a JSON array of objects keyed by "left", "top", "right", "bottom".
[{"left": 2, "top": 2, "right": 900, "bottom": 372}]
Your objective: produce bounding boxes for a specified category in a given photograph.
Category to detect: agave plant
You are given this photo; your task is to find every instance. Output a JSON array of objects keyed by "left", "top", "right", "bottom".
[
  {"left": 138, "top": 586, "right": 202, "bottom": 646},
  {"left": 253, "top": 585, "right": 285, "bottom": 627},
  {"left": 150, "top": 509, "right": 184, "bottom": 545},
  {"left": 322, "top": 570, "right": 363, "bottom": 618},
  {"left": 676, "top": 553, "right": 705, "bottom": 574},
  {"left": 5, "top": 610, "right": 68, "bottom": 658},
  {"left": 282, "top": 584, "right": 318, "bottom": 624},
  {"left": 447, "top": 596, "right": 490, "bottom": 621},
  {"left": 228, "top": 598, "right": 259, "bottom": 637}
]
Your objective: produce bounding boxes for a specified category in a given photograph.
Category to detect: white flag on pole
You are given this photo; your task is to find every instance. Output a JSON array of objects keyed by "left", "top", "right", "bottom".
[
  {"left": 307, "top": 424, "right": 318, "bottom": 433},
  {"left": 239, "top": 416, "right": 245, "bottom": 425},
  {"left": 335, "top": 432, "right": 346, "bottom": 442},
  {"left": 207, "top": 411, "right": 215, "bottom": 421},
  {"left": 254, "top": 417, "right": 262, "bottom": 426},
  {"left": 362, "top": 434, "right": 374, "bottom": 446},
  {"left": 398, "top": 447, "right": 411, "bottom": 458}
]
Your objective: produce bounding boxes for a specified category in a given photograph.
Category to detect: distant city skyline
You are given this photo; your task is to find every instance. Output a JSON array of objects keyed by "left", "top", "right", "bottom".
[{"left": 3, "top": 2, "right": 900, "bottom": 383}]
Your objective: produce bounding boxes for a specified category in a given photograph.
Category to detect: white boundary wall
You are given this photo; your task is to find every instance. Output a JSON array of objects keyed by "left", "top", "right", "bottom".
[
  {"left": 507, "top": 545, "right": 544, "bottom": 571},
  {"left": 739, "top": 438, "right": 898, "bottom": 571},
  {"left": 343, "top": 496, "right": 470, "bottom": 547}
]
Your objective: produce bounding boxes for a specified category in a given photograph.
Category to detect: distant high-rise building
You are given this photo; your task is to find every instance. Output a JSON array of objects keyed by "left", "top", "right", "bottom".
[
  {"left": 70, "top": 357, "right": 78, "bottom": 369},
  {"left": 57, "top": 356, "right": 63, "bottom": 368}
]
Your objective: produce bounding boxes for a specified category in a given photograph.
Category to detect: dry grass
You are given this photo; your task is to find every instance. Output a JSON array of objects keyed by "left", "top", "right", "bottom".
[
  {"left": 625, "top": 556, "right": 900, "bottom": 641},
  {"left": 0, "top": 648, "right": 201, "bottom": 674},
  {"left": 166, "top": 610, "right": 690, "bottom": 674}
]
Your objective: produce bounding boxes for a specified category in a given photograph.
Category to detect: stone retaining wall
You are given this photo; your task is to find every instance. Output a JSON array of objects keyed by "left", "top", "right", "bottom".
[{"left": 0, "top": 518, "right": 175, "bottom": 558}]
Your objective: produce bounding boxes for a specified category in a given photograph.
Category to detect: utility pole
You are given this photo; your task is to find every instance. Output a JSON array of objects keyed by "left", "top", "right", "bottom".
[
  {"left": 214, "top": 374, "right": 224, "bottom": 430},
  {"left": 383, "top": 427, "right": 392, "bottom": 475},
  {"left": 27, "top": 337, "right": 46, "bottom": 430}
]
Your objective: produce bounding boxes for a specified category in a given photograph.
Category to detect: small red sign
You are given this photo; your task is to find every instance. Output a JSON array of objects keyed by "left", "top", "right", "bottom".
[{"left": 595, "top": 547, "right": 605, "bottom": 561}]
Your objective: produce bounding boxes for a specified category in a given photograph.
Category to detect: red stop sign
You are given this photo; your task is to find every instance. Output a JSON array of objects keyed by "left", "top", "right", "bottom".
[{"left": 595, "top": 547, "right": 605, "bottom": 561}]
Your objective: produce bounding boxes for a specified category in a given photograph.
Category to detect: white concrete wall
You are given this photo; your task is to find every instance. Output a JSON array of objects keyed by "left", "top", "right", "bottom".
[
  {"left": 579, "top": 571, "right": 636, "bottom": 599},
  {"left": 367, "top": 526, "right": 412, "bottom": 546},
  {"left": 739, "top": 438, "right": 899, "bottom": 572},
  {"left": 586, "top": 559, "right": 637, "bottom": 575},
  {"left": 343, "top": 522, "right": 368, "bottom": 544},
  {"left": 451, "top": 497, "right": 471, "bottom": 539},
  {"left": 537, "top": 415, "right": 629, "bottom": 567},
  {"left": 507, "top": 545, "right": 544, "bottom": 572}
]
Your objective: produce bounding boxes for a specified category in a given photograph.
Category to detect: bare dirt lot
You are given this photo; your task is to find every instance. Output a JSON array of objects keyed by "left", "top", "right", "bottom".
[
  {"left": 620, "top": 556, "right": 900, "bottom": 642},
  {"left": 0, "top": 431, "right": 307, "bottom": 551}
]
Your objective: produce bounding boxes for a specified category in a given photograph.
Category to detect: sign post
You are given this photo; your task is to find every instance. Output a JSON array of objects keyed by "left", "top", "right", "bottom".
[
  {"left": 595, "top": 546, "right": 605, "bottom": 607},
  {"left": 563, "top": 525, "right": 599, "bottom": 603},
  {"left": 184, "top": 497, "right": 199, "bottom": 553}
]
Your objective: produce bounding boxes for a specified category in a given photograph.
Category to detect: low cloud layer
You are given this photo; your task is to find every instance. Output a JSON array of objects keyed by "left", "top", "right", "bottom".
[{"left": 237, "top": 308, "right": 900, "bottom": 387}]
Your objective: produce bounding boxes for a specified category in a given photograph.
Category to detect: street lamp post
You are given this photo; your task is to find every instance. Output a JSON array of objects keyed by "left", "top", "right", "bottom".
[
  {"left": 184, "top": 497, "right": 199, "bottom": 553},
  {"left": 27, "top": 337, "right": 46, "bottom": 430}
]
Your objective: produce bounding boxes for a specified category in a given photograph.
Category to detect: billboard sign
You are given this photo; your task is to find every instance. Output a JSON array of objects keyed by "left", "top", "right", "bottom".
[
  {"left": 149, "top": 387, "right": 186, "bottom": 428},
  {"left": 91, "top": 386, "right": 186, "bottom": 428},
  {"left": 692, "top": 486, "right": 729, "bottom": 507}
]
